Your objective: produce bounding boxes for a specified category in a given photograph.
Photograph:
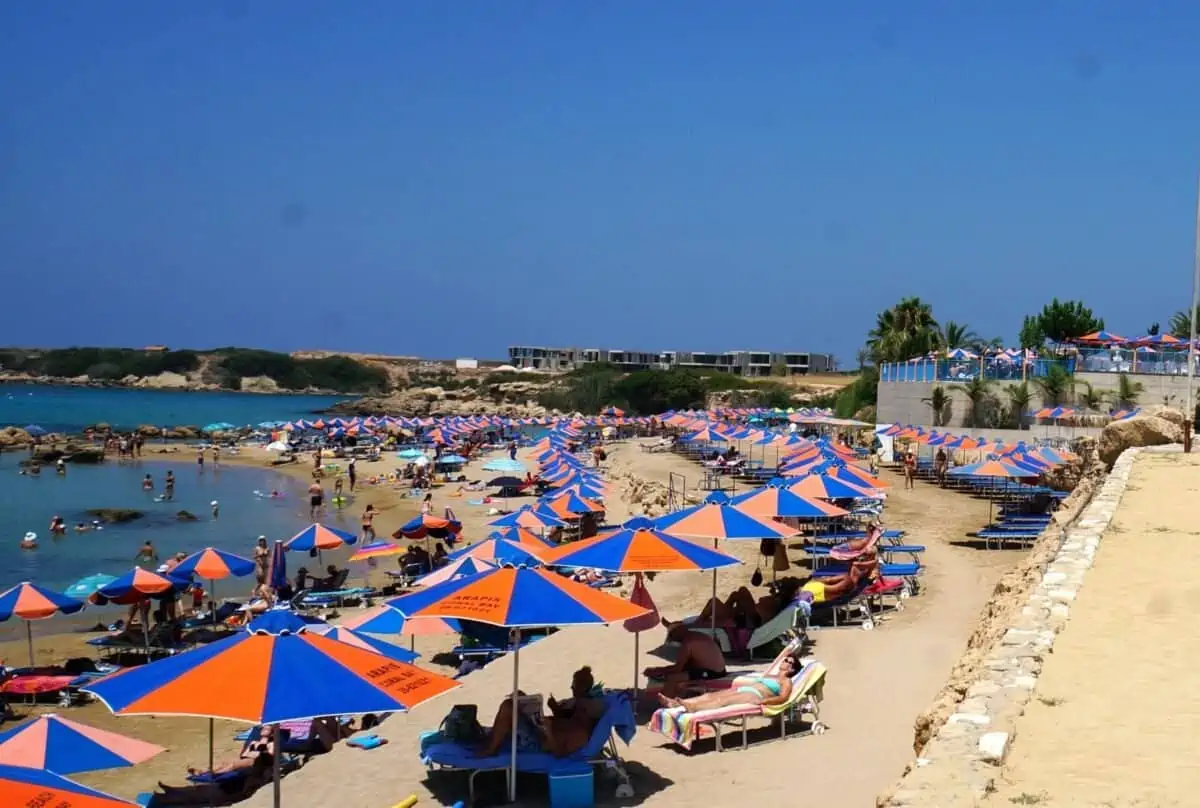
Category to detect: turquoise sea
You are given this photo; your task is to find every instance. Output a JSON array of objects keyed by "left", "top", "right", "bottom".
[
  {"left": 0, "top": 384, "right": 351, "bottom": 433},
  {"left": 0, "top": 386, "right": 363, "bottom": 595}
]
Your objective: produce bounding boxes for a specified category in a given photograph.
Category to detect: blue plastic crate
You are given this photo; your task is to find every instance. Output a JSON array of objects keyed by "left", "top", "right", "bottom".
[{"left": 548, "top": 766, "right": 594, "bottom": 808}]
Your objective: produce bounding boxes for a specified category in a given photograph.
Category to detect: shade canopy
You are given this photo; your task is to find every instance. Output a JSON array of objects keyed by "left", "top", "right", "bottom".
[
  {"left": 285, "top": 523, "right": 359, "bottom": 552},
  {"left": 0, "top": 713, "right": 164, "bottom": 774},
  {"left": 0, "top": 764, "right": 136, "bottom": 807},
  {"left": 654, "top": 503, "right": 798, "bottom": 540},
  {"left": 541, "top": 527, "right": 741, "bottom": 572},
  {"left": 319, "top": 626, "right": 420, "bottom": 664},
  {"left": 0, "top": 583, "right": 84, "bottom": 621},
  {"left": 172, "top": 548, "right": 255, "bottom": 580},
  {"left": 90, "top": 569, "right": 188, "bottom": 606},
  {"left": 386, "top": 566, "right": 650, "bottom": 628}
]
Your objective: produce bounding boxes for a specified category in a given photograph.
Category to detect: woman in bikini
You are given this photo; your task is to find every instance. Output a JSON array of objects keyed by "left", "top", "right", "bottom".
[
  {"left": 658, "top": 655, "right": 798, "bottom": 711},
  {"left": 360, "top": 504, "right": 376, "bottom": 541}
]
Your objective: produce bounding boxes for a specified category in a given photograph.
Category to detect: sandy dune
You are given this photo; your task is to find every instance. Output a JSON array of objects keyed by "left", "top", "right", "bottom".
[{"left": 984, "top": 450, "right": 1200, "bottom": 808}]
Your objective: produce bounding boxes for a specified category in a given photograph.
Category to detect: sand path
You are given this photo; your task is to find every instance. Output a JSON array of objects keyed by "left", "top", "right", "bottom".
[
  {"left": 984, "top": 450, "right": 1200, "bottom": 808},
  {"left": 228, "top": 439, "right": 1018, "bottom": 808}
]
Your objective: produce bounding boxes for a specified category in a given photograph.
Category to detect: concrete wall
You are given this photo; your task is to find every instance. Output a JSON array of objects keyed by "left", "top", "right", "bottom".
[{"left": 877, "top": 370, "right": 1195, "bottom": 428}]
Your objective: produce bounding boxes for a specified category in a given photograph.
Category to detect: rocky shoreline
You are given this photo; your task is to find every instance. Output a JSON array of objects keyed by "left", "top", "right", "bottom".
[{"left": 0, "top": 372, "right": 345, "bottom": 396}]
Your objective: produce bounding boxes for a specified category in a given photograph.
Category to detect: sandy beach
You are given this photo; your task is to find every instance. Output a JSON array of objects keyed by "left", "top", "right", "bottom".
[
  {"left": 0, "top": 436, "right": 1032, "bottom": 805},
  {"left": 983, "top": 450, "right": 1199, "bottom": 808}
]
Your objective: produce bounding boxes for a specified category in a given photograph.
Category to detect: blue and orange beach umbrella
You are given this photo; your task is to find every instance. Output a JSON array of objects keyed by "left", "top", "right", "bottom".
[
  {"left": 394, "top": 513, "right": 463, "bottom": 540},
  {"left": 83, "top": 615, "right": 460, "bottom": 808},
  {"left": 386, "top": 565, "right": 650, "bottom": 801},
  {"left": 487, "top": 505, "right": 566, "bottom": 531},
  {"left": 0, "top": 713, "right": 164, "bottom": 774},
  {"left": 285, "top": 523, "right": 359, "bottom": 552},
  {"left": 0, "top": 582, "right": 85, "bottom": 666},
  {"left": 171, "top": 547, "right": 256, "bottom": 629},
  {"left": 0, "top": 765, "right": 137, "bottom": 807},
  {"left": 729, "top": 485, "right": 850, "bottom": 520}
]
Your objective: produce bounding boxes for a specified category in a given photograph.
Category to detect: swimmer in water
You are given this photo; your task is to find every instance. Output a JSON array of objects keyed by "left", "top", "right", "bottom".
[
  {"left": 164, "top": 470, "right": 175, "bottom": 500},
  {"left": 49, "top": 515, "right": 65, "bottom": 536},
  {"left": 55, "top": 457, "right": 66, "bottom": 475},
  {"left": 142, "top": 473, "right": 153, "bottom": 491},
  {"left": 20, "top": 532, "right": 37, "bottom": 550},
  {"left": 211, "top": 500, "right": 220, "bottom": 519}
]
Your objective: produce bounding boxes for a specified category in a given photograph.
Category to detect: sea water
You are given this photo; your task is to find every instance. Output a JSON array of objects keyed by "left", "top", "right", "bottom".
[
  {"left": 0, "top": 457, "right": 365, "bottom": 593},
  {"left": 0, "top": 384, "right": 351, "bottom": 433}
]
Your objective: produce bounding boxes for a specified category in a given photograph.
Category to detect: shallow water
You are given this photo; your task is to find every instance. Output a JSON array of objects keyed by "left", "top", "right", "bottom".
[
  {"left": 0, "top": 457, "right": 351, "bottom": 593},
  {"left": 0, "top": 384, "right": 350, "bottom": 433}
]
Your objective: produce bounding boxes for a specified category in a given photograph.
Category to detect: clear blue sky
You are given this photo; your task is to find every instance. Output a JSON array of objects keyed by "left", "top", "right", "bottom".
[{"left": 3, "top": 2, "right": 1198, "bottom": 364}]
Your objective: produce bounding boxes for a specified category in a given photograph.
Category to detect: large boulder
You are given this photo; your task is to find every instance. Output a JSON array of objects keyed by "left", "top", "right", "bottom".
[
  {"left": 1098, "top": 415, "right": 1182, "bottom": 467},
  {"left": 64, "top": 447, "right": 105, "bottom": 463},
  {"left": 86, "top": 508, "right": 144, "bottom": 524},
  {"left": 0, "top": 427, "right": 32, "bottom": 448},
  {"left": 1148, "top": 405, "right": 1185, "bottom": 428},
  {"left": 166, "top": 425, "right": 200, "bottom": 440},
  {"left": 136, "top": 425, "right": 162, "bottom": 437},
  {"left": 137, "top": 372, "right": 191, "bottom": 389},
  {"left": 240, "top": 375, "right": 280, "bottom": 393}
]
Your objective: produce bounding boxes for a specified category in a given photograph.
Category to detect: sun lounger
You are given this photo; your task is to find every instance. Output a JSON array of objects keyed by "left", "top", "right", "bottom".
[
  {"left": 645, "top": 637, "right": 804, "bottom": 697},
  {"left": 683, "top": 602, "right": 806, "bottom": 658},
  {"left": 648, "top": 661, "right": 827, "bottom": 751},
  {"left": 421, "top": 691, "right": 636, "bottom": 804}
]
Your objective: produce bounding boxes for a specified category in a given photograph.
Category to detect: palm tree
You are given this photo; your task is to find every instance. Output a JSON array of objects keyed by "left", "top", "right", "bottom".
[
  {"left": 962, "top": 377, "right": 993, "bottom": 428},
  {"left": 867, "top": 297, "right": 939, "bottom": 363},
  {"left": 1006, "top": 382, "right": 1033, "bottom": 429},
  {"left": 1032, "top": 364, "right": 1072, "bottom": 407},
  {"left": 1076, "top": 380, "right": 1105, "bottom": 411},
  {"left": 1114, "top": 373, "right": 1144, "bottom": 409},
  {"left": 937, "top": 320, "right": 979, "bottom": 351},
  {"left": 921, "top": 385, "right": 952, "bottom": 427},
  {"left": 854, "top": 347, "right": 870, "bottom": 371},
  {"left": 1168, "top": 307, "right": 1199, "bottom": 339}
]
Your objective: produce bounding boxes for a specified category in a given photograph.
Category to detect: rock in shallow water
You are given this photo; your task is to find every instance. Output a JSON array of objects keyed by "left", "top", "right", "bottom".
[{"left": 86, "top": 508, "right": 145, "bottom": 524}]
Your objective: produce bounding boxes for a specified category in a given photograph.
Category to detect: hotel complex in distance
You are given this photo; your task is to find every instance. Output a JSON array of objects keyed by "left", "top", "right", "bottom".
[{"left": 506, "top": 346, "right": 836, "bottom": 376}]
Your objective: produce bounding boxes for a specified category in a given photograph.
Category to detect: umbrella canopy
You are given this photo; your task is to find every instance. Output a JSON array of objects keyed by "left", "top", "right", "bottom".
[
  {"left": 397, "top": 448, "right": 426, "bottom": 460},
  {"left": 685, "top": 426, "right": 727, "bottom": 443},
  {"left": 438, "top": 454, "right": 469, "bottom": 465},
  {"left": 285, "top": 523, "right": 358, "bottom": 552},
  {"left": 0, "top": 583, "right": 84, "bottom": 621},
  {"left": 0, "top": 764, "right": 136, "bottom": 807},
  {"left": 83, "top": 624, "right": 460, "bottom": 724},
  {"left": 386, "top": 566, "right": 650, "bottom": 628},
  {"left": 542, "top": 528, "right": 741, "bottom": 572},
  {"left": 488, "top": 475, "right": 526, "bottom": 488},
  {"left": 90, "top": 569, "right": 188, "bottom": 606},
  {"left": 448, "top": 538, "right": 548, "bottom": 567},
  {"left": 338, "top": 606, "right": 461, "bottom": 636},
  {"left": 64, "top": 574, "right": 116, "bottom": 600},
  {"left": 482, "top": 458, "right": 527, "bottom": 473},
  {"left": 172, "top": 548, "right": 255, "bottom": 580},
  {"left": 654, "top": 503, "right": 798, "bottom": 540},
  {"left": 416, "top": 556, "right": 498, "bottom": 587},
  {"left": 488, "top": 526, "right": 555, "bottom": 548},
  {"left": 949, "top": 460, "right": 1038, "bottom": 478},
  {"left": 487, "top": 506, "right": 566, "bottom": 530},
  {"left": 541, "top": 491, "right": 604, "bottom": 519},
  {"left": 318, "top": 626, "right": 420, "bottom": 664},
  {"left": 729, "top": 486, "right": 849, "bottom": 520},
  {"left": 348, "top": 540, "right": 407, "bottom": 562},
  {"left": 0, "top": 713, "right": 164, "bottom": 774},
  {"left": 22, "top": 425, "right": 47, "bottom": 437},
  {"left": 785, "top": 474, "right": 876, "bottom": 500},
  {"left": 394, "top": 514, "right": 463, "bottom": 540}
]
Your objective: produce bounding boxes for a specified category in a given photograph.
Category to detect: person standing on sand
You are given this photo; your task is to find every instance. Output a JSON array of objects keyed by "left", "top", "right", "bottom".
[
  {"left": 334, "top": 475, "right": 344, "bottom": 500},
  {"left": 308, "top": 479, "right": 324, "bottom": 520},
  {"left": 903, "top": 450, "right": 916, "bottom": 490},
  {"left": 934, "top": 447, "right": 948, "bottom": 487},
  {"left": 254, "top": 536, "right": 269, "bottom": 584},
  {"left": 212, "top": 445, "right": 220, "bottom": 468},
  {"left": 164, "top": 470, "right": 175, "bottom": 500},
  {"left": 347, "top": 458, "right": 357, "bottom": 492},
  {"left": 361, "top": 504, "right": 376, "bottom": 541},
  {"left": 420, "top": 492, "right": 433, "bottom": 515}
]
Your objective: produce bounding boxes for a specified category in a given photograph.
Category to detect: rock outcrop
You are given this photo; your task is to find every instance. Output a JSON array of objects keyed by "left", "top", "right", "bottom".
[
  {"left": 240, "top": 375, "right": 281, "bottom": 394},
  {"left": 87, "top": 508, "right": 144, "bottom": 523},
  {"left": 175, "top": 510, "right": 199, "bottom": 521},
  {"left": 0, "top": 427, "right": 33, "bottom": 448},
  {"left": 1097, "top": 414, "right": 1182, "bottom": 468},
  {"left": 610, "top": 468, "right": 697, "bottom": 518},
  {"left": 135, "top": 372, "right": 192, "bottom": 389},
  {"left": 328, "top": 383, "right": 552, "bottom": 418}
]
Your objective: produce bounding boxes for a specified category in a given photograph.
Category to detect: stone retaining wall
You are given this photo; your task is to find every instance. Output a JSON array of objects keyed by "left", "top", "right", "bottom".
[{"left": 880, "top": 447, "right": 1140, "bottom": 807}]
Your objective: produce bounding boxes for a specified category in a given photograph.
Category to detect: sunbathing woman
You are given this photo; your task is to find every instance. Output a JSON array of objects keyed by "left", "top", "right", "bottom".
[
  {"left": 799, "top": 558, "right": 878, "bottom": 605},
  {"left": 157, "top": 749, "right": 273, "bottom": 805},
  {"left": 658, "top": 655, "right": 798, "bottom": 711},
  {"left": 666, "top": 578, "right": 802, "bottom": 631},
  {"left": 478, "top": 666, "right": 605, "bottom": 758}
]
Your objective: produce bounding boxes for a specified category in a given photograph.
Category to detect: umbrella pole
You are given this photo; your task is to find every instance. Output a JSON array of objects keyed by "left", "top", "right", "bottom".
[
  {"left": 208, "top": 718, "right": 215, "bottom": 808},
  {"left": 25, "top": 621, "right": 33, "bottom": 668},
  {"left": 273, "top": 722, "right": 282, "bottom": 808},
  {"left": 632, "top": 631, "right": 640, "bottom": 704},
  {"left": 509, "top": 629, "right": 522, "bottom": 804}
]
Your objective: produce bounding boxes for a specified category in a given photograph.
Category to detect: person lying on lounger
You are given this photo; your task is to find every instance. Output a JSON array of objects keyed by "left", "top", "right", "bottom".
[
  {"left": 644, "top": 624, "right": 727, "bottom": 696},
  {"left": 664, "top": 578, "right": 802, "bottom": 631},
  {"left": 156, "top": 750, "right": 274, "bottom": 805},
  {"left": 798, "top": 558, "right": 878, "bottom": 605},
  {"left": 477, "top": 665, "right": 604, "bottom": 758},
  {"left": 658, "top": 655, "right": 798, "bottom": 711}
]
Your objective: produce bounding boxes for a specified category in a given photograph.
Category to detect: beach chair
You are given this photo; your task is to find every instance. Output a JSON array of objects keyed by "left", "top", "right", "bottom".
[
  {"left": 682, "top": 602, "right": 806, "bottom": 658},
  {"left": 421, "top": 691, "right": 636, "bottom": 805},
  {"left": 644, "top": 636, "right": 804, "bottom": 698},
  {"left": 648, "top": 661, "right": 827, "bottom": 752}
]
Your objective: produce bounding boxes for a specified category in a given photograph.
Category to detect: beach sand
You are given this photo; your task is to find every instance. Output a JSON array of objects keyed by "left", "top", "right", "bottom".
[
  {"left": 0, "top": 438, "right": 1024, "bottom": 805},
  {"left": 983, "top": 450, "right": 1200, "bottom": 808}
]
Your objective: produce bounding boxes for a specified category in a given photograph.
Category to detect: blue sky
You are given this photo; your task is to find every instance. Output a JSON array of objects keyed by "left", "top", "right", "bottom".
[{"left": 2, "top": 2, "right": 1198, "bottom": 364}]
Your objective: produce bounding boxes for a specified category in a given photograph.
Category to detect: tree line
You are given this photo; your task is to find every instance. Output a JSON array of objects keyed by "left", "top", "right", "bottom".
[{"left": 0, "top": 347, "right": 389, "bottom": 393}]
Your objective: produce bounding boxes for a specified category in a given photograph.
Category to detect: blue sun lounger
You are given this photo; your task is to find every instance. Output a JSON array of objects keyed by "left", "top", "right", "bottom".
[{"left": 421, "top": 691, "right": 636, "bottom": 805}]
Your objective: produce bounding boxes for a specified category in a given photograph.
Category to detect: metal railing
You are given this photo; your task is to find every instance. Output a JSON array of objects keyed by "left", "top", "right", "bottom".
[{"left": 879, "top": 358, "right": 1076, "bottom": 383}]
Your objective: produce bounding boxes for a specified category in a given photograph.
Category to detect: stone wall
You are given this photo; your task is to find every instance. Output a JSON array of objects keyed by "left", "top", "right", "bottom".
[{"left": 878, "top": 447, "right": 1139, "bottom": 807}]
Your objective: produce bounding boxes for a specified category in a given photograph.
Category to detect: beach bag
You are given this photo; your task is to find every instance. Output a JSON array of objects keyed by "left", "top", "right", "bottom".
[
  {"left": 772, "top": 541, "right": 790, "bottom": 572},
  {"left": 750, "top": 568, "right": 763, "bottom": 587},
  {"left": 439, "top": 705, "right": 484, "bottom": 744},
  {"left": 759, "top": 538, "right": 777, "bottom": 558}
]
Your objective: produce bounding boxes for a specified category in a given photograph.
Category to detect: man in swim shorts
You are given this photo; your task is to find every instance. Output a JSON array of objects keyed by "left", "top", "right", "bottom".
[
  {"left": 644, "top": 624, "right": 728, "bottom": 697},
  {"left": 308, "top": 480, "right": 324, "bottom": 520}
]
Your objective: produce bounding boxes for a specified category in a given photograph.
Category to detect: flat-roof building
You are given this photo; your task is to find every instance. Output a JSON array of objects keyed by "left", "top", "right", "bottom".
[{"left": 507, "top": 345, "right": 835, "bottom": 375}]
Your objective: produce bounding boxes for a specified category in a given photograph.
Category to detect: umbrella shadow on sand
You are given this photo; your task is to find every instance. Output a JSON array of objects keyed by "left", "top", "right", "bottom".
[{"left": 423, "top": 760, "right": 674, "bottom": 807}]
